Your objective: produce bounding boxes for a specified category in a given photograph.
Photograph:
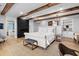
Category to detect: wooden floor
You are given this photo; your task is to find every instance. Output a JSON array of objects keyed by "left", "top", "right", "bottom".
[{"left": 0, "top": 37, "right": 79, "bottom": 56}]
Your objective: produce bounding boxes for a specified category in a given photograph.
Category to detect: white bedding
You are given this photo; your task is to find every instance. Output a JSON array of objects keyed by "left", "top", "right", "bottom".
[{"left": 24, "top": 32, "right": 55, "bottom": 48}]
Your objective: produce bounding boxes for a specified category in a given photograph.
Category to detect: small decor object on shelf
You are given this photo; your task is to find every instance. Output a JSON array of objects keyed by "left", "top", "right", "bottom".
[
  {"left": 66, "top": 25, "right": 70, "bottom": 31},
  {"left": 66, "top": 25, "right": 69, "bottom": 28},
  {"left": 63, "top": 19, "right": 72, "bottom": 31}
]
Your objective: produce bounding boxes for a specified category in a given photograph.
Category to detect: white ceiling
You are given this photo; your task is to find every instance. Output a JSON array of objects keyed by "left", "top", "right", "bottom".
[
  {"left": 0, "top": 3, "right": 6, "bottom": 14},
  {"left": 5, "top": 3, "right": 47, "bottom": 17},
  {"left": 0, "top": 3, "right": 79, "bottom": 19},
  {"left": 32, "top": 9, "right": 79, "bottom": 20},
  {"left": 27, "top": 3, "right": 79, "bottom": 18}
]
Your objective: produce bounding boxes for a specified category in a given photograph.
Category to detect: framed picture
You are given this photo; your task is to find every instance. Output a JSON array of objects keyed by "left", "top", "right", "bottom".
[{"left": 48, "top": 21, "right": 52, "bottom": 26}]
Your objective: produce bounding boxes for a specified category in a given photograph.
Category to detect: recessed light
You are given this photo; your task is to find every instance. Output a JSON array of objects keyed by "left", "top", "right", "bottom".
[
  {"left": 59, "top": 8, "right": 63, "bottom": 11},
  {"left": 20, "top": 12, "right": 23, "bottom": 15},
  {"left": 23, "top": 17, "right": 26, "bottom": 19}
]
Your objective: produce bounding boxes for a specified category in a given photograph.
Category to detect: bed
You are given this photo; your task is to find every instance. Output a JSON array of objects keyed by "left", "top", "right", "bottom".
[{"left": 24, "top": 26, "right": 55, "bottom": 49}]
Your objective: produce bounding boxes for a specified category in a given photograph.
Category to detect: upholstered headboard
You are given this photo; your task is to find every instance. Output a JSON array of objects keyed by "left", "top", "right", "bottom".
[
  {"left": 38, "top": 27, "right": 47, "bottom": 33},
  {"left": 38, "top": 26, "right": 55, "bottom": 34}
]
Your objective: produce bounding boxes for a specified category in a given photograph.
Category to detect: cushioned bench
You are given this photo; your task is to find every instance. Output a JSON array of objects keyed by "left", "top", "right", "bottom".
[{"left": 23, "top": 38, "right": 38, "bottom": 50}]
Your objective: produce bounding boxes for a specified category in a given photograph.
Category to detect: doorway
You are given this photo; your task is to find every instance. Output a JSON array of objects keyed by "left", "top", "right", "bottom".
[{"left": 7, "top": 21, "right": 15, "bottom": 37}]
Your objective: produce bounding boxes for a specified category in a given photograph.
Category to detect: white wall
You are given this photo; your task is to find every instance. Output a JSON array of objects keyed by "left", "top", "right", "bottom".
[
  {"left": 72, "top": 15, "right": 79, "bottom": 32},
  {"left": 29, "top": 20, "right": 47, "bottom": 32},
  {"left": 29, "top": 14, "right": 79, "bottom": 38},
  {"left": 14, "top": 19, "right": 17, "bottom": 38},
  {"left": 33, "top": 21, "right": 40, "bottom": 32},
  {"left": 29, "top": 19, "right": 55, "bottom": 32},
  {"left": 0, "top": 16, "right": 7, "bottom": 36},
  {"left": 73, "top": 19, "right": 79, "bottom": 32},
  {"left": 29, "top": 20, "right": 34, "bottom": 32}
]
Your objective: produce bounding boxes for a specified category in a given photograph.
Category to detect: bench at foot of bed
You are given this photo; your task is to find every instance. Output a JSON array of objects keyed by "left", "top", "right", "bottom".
[{"left": 23, "top": 38, "right": 38, "bottom": 50}]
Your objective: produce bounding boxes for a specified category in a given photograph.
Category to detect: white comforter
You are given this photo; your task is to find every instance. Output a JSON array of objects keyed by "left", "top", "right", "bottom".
[{"left": 24, "top": 32, "right": 55, "bottom": 48}]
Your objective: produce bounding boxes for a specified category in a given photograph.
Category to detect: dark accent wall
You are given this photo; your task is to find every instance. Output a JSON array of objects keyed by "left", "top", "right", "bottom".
[{"left": 17, "top": 17, "right": 29, "bottom": 38}]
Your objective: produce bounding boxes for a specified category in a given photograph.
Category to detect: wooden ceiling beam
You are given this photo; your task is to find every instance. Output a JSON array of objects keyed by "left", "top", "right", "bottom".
[
  {"left": 19, "top": 3, "right": 60, "bottom": 17},
  {"left": 1, "top": 3, "right": 14, "bottom": 15},
  {"left": 35, "top": 12, "right": 79, "bottom": 21},
  {"left": 34, "top": 6, "right": 79, "bottom": 18}
]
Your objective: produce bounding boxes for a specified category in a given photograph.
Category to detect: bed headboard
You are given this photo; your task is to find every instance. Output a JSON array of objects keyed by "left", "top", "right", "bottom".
[
  {"left": 47, "top": 26, "right": 54, "bottom": 33},
  {"left": 38, "top": 27, "right": 47, "bottom": 33},
  {"left": 38, "top": 26, "right": 55, "bottom": 33}
]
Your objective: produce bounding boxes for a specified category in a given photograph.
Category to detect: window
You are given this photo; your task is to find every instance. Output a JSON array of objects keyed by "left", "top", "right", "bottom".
[{"left": 0, "top": 23, "right": 3, "bottom": 29}]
